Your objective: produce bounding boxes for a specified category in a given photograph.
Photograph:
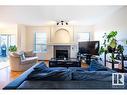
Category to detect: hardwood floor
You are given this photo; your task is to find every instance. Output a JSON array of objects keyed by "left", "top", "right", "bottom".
[
  {"left": 0, "top": 60, "right": 9, "bottom": 70},
  {"left": 0, "top": 66, "right": 24, "bottom": 89}
]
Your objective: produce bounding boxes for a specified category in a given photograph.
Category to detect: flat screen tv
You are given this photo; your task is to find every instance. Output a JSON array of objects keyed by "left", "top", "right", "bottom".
[{"left": 78, "top": 41, "right": 100, "bottom": 55}]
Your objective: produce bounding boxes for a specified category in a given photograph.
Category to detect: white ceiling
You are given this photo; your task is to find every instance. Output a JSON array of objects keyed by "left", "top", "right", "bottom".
[{"left": 0, "top": 6, "right": 123, "bottom": 26}]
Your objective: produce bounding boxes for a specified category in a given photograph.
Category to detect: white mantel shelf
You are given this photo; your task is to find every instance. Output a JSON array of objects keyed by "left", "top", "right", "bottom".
[{"left": 48, "top": 43, "right": 77, "bottom": 46}]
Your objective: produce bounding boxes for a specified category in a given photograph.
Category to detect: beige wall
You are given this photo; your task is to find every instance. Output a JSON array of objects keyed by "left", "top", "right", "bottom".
[
  {"left": 0, "top": 24, "right": 18, "bottom": 47},
  {"left": 17, "top": 24, "right": 26, "bottom": 51},
  {"left": 54, "top": 29, "right": 71, "bottom": 43},
  {"left": 0, "top": 24, "right": 27, "bottom": 51},
  {"left": 0, "top": 24, "right": 17, "bottom": 35},
  {"left": 50, "top": 25, "right": 74, "bottom": 44},
  {"left": 26, "top": 26, "right": 52, "bottom": 60},
  {"left": 74, "top": 25, "right": 94, "bottom": 42},
  {"left": 26, "top": 26, "right": 51, "bottom": 51},
  {"left": 94, "top": 6, "right": 127, "bottom": 43}
]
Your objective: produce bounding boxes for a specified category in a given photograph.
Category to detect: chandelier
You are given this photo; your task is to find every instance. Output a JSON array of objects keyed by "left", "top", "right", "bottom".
[{"left": 56, "top": 21, "right": 68, "bottom": 25}]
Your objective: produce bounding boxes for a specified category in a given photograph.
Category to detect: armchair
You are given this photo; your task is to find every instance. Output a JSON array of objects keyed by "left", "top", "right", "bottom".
[{"left": 9, "top": 51, "right": 38, "bottom": 71}]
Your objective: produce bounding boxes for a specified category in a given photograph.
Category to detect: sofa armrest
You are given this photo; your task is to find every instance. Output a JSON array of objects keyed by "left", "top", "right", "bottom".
[
  {"left": 3, "top": 63, "right": 39, "bottom": 89},
  {"left": 9, "top": 52, "right": 20, "bottom": 58},
  {"left": 24, "top": 51, "right": 36, "bottom": 57}
]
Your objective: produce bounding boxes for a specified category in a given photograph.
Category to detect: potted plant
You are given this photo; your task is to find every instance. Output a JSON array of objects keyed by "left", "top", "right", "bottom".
[
  {"left": 8, "top": 45, "right": 17, "bottom": 52},
  {"left": 99, "top": 31, "right": 126, "bottom": 67},
  {"left": 99, "top": 31, "right": 125, "bottom": 54},
  {"left": 99, "top": 31, "right": 118, "bottom": 54}
]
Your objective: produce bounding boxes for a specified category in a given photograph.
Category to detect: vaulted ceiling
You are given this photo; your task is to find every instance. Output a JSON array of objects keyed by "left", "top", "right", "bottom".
[{"left": 0, "top": 6, "right": 124, "bottom": 25}]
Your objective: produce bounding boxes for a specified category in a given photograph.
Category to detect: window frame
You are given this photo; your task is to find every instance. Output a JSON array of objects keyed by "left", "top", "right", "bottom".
[
  {"left": 77, "top": 32, "right": 90, "bottom": 42},
  {"left": 34, "top": 32, "right": 47, "bottom": 53}
]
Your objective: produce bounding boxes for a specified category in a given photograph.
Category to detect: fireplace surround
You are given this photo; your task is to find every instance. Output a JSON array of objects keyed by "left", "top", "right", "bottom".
[{"left": 54, "top": 45, "right": 70, "bottom": 59}]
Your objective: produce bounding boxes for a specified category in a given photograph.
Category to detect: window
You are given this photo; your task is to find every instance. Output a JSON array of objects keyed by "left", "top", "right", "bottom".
[
  {"left": 77, "top": 32, "right": 90, "bottom": 42},
  {"left": 9, "top": 35, "right": 16, "bottom": 46},
  {"left": 0, "top": 34, "right": 16, "bottom": 55},
  {"left": 0, "top": 34, "right": 16, "bottom": 48},
  {"left": 34, "top": 32, "right": 47, "bottom": 53}
]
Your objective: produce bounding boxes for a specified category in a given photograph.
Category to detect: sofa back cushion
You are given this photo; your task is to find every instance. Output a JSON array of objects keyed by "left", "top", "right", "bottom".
[
  {"left": 10, "top": 51, "right": 26, "bottom": 60},
  {"left": 88, "top": 60, "right": 108, "bottom": 71},
  {"left": 72, "top": 70, "right": 113, "bottom": 81},
  {"left": 24, "top": 51, "right": 35, "bottom": 57},
  {"left": 33, "top": 62, "right": 48, "bottom": 71},
  {"left": 10, "top": 52, "right": 20, "bottom": 58},
  {"left": 27, "top": 66, "right": 71, "bottom": 81}
]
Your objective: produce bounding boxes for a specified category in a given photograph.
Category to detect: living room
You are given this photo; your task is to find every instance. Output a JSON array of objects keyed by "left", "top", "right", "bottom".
[{"left": 0, "top": 5, "right": 127, "bottom": 90}]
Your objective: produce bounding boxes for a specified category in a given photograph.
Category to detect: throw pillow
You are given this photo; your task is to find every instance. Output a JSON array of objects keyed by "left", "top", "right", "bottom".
[
  {"left": 88, "top": 60, "right": 108, "bottom": 71},
  {"left": 20, "top": 52, "right": 26, "bottom": 60}
]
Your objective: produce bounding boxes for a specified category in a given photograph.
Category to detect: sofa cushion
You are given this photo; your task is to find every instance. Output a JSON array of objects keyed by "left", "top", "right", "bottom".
[
  {"left": 88, "top": 60, "right": 116, "bottom": 73},
  {"left": 27, "top": 67, "right": 71, "bottom": 81},
  {"left": 72, "top": 70, "right": 113, "bottom": 81},
  {"left": 33, "top": 62, "right": 48, "bottom": 71},
  {"left": 88, "top": 60, "right": 108, "bottom": 71},
  {"left": 17, "top": 80, "right": 113, "bottom": 89},
  {"left": 68, "top": 67, "right": 88, "bottom": 72}
]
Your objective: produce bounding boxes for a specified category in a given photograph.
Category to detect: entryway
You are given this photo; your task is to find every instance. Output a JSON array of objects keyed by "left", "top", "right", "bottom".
[{"left": 0, "top": 34, "right": 16, "bottom": 69}]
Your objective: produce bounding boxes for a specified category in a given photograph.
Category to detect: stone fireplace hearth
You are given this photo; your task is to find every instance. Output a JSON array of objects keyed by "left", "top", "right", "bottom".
[{"left": 54, "top": 45, "right": 70, "bottom": 59}]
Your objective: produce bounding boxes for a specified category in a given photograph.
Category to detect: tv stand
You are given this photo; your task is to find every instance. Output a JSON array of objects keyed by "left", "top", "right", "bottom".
[
  {"left": 77, "top": 53, "right": 100, "bottom": 65},
  {"left": 49, "top": 58, "right": 81, "bottom": 67}
]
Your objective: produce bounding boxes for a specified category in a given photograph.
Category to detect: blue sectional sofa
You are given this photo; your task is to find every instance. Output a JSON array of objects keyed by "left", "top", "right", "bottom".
[{"left": 3, "top": 60, "right": 127, "bottom": 89}]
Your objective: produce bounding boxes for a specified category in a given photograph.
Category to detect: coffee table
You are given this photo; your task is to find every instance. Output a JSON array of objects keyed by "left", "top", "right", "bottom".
[{"left": 49, "top": 58, "right": 81, "bottom": 67}]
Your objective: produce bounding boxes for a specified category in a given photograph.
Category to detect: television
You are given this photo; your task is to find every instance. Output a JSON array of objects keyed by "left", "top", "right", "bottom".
[{"left": 78, "top": 41, "right": 100, "bottom": 55}]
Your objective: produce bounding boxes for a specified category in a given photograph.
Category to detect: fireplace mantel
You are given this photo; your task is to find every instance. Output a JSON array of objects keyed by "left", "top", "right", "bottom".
[
  {"left": 54, "top": 45, "right": 71, "bottom": 59},
  {"left": 50, "top": 25, "right": 75, "bottom": 44},
  {"left": 48, "top": 43, "right": 76, "bottom": 46}
]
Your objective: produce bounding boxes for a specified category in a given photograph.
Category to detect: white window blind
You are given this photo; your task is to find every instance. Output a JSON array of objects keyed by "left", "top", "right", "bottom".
[
  {"left": 34, "top": 32, "right": 47, "bottom": 53},
  {"left": 77, "top": 32, "right": 90, "bottom": 42}
]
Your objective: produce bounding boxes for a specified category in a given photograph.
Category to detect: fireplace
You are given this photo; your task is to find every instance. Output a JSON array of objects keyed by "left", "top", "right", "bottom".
[
  {"left": 54, "top": 45, "right": 70, "bottom": 59},
  {"left": 56, "top": 50, "right": 68, "bottom": 59}
]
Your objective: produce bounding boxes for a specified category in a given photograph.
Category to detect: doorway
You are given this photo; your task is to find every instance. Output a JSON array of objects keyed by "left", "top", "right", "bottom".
[{"left": 0, "top": 34, "right": 16, "bottom": 62}]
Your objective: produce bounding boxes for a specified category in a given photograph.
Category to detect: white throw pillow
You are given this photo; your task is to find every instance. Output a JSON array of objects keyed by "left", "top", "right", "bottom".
[{"left": 19, "top": 51, "right": 26, "bottom": 60}]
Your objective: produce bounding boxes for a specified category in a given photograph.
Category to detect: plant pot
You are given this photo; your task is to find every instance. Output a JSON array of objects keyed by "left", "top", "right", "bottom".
[{"left": 107, "top": 46, "right": 115, "bottom": 53}]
